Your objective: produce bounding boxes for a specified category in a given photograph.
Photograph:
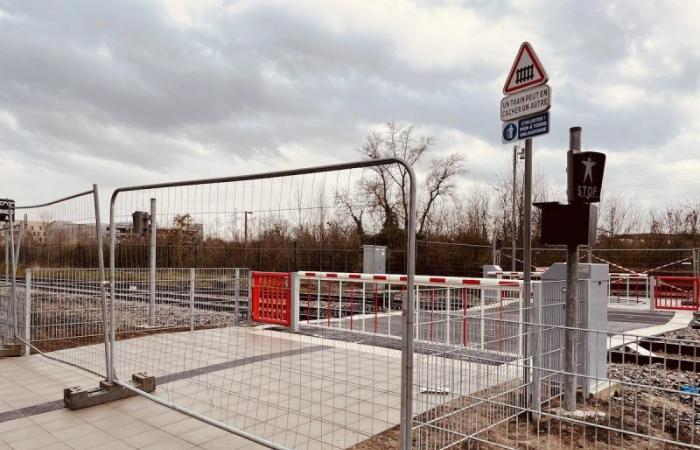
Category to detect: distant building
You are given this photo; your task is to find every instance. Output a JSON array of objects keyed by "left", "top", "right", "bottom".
[
  {"left": 110, "top": 221, "right": 203, "bottom": 243},
  {"left": 0, "top": 220, "right": 103, "bottom": 246}
]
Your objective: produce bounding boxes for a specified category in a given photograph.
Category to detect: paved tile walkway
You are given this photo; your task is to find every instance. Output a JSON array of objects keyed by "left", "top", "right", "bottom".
[{"left": 0, "top": 326, "right": 516, "bottom": 449}]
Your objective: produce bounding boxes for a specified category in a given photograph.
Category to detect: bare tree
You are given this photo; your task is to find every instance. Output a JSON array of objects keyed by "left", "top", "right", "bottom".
[
  {"left": 358, "top": 122, "right": 465, "bottom": 237},
  {"left": 493, "top": 162, "right": 553, "bottom": 246},
  {"left": 599, "top": 189, "right": 640, "bottom": 237},
  {"left": 335, "top": 190, "right": 365, "bottom": 238},
  {"left": 418, "top": 152, "right": 466, "bottom": 235}
]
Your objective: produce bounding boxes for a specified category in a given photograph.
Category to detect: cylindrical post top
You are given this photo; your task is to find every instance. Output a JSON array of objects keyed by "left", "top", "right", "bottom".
[{"left": 569, "top": 126, "right": 582, "bottom": 153}]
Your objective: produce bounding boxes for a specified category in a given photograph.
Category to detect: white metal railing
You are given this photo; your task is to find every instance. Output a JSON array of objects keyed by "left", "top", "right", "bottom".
[
  {"left": 294, "top": 271, "right": 525, "bottom": 357},
  {"left": 608, "top": 272, "right": 649, "bottom": 304}
]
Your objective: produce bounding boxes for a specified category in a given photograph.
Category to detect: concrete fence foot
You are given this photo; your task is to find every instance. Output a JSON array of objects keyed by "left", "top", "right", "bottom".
[
  {"left": 0, "top": 344, "right": 23, "bottom": 357},
  {"left": 64, "top": 373, "right": 156, "bottom": 410}
]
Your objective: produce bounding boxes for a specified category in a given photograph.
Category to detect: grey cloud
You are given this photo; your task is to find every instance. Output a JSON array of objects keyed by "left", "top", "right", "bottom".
[{"left": 0, "top": 0, "right": 696, "bottom": 205}]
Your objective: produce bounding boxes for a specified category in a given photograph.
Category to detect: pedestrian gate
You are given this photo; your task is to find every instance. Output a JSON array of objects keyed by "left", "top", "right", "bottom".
[
  {"left": 251, "top": 271, "right": 292, "bottom": 327},
  {"left": 654, "top": 276, "right": 700, "bottom": 311}
]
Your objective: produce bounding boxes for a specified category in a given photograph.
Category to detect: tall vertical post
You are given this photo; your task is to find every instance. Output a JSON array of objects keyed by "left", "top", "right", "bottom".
[
  {"left": 244, "top": 211, "right": 252, "bottom": 244},
  {"left": 563, "top": 126, "right": 582, "bottom": 411},
  {"left": 189, "top": 268, "right": 195, "bottom": 332},
  {"left": 399, "top": 164, "right": 417, "bottom": 450},
  {"left": 530, "top": 282, "right": 542, "bottom": 413},
  {"left": 92, "top": 185, "right": 112, "bottom": 382},
  {"left": 523, "top": 139, "right": 532, "bottom": 315},
  {"left": 523, "top": 138, "right": 533, "bottom": 405},
  {"left": 492, "top": 239, "right": 498, "bottom": 266},
  {"left": 24, "top": 269, "right": 31, "bottom": 356},
  {"left": 512, "top": 145, "right": 518, "bottom": 272},
  {"left": 8, "top": 213, "right": 16, "bottom": 341},
  {"left": 148, "top": 198, "right": 156, "bottom": 327},
  {"left": 108, "top": 197, "right": 117, "bottom": 382},
  {"left": 4, "top": 227, "right": 8, "bottom": 282}
]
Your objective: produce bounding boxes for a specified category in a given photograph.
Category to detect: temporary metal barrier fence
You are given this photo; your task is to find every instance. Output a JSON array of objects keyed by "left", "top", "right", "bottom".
[
  {"left": 106, "top": 158, "right": 417, "bottom": 450},
  {"left": 408, "top": 320, "right": 700, "bottom": 449},
  {"left": 0, "top": 186, "right": 107, "bottom": 370}
]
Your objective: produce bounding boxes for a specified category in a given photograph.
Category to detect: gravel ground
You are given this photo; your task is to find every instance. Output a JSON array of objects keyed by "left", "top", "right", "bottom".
[{"left": 28, "top": 290, "right": 239, "bottom": 352}]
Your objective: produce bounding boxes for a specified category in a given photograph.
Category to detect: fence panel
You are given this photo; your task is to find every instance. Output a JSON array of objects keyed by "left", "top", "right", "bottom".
[
  {"left": 107, "top": 159, "right": 417, "bottom": 450},
  {"left": 0, "top": 187, "right": 108, "bottom": 375}
]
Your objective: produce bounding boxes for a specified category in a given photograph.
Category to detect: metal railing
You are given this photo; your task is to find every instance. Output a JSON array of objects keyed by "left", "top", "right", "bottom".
[
  {"left": 293, "top": 271, "right": 525, "bottom": 357},
  {"left": 608, "top": 273, "right": 650, "bottom": 304}
]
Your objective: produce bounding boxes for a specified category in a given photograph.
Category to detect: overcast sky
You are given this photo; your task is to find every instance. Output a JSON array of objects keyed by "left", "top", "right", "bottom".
[{"left": 1, "top": 0, "right": 699, "bottom": 208}]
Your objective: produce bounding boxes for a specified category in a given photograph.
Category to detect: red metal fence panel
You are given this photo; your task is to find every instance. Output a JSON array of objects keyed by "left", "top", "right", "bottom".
[
  {"left": 654, "top": 276, "right": 700, "bottom": 311},
  {"left": 251, "top": 271, "right": 292, "bottom": 327}
]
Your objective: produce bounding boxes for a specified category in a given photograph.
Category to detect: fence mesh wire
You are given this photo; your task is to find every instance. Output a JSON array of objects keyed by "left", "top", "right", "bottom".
[
  {"left": 3, "top": 176, "right": 700, "bottom": 449},
  {"left": 107, "top": 162, "right": 417, "bottom": 449},
  {"left": 0, "top": 189, "right": 107, "bottom": 376}
]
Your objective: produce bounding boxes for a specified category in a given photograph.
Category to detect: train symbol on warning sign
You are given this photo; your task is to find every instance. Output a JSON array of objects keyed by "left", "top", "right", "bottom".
[
  {"left": 515, "top": 65, "right": 534, "bottom": 84},
  {"left": 503, "top": 42, "right": 548, "bottom": 94}
]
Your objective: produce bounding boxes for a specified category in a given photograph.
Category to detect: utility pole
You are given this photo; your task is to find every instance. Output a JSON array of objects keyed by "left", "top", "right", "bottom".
[
  {"left": 244, "top": 211, "right": 253, "bottom": 245},
  {"left": 564, "top": 126, "right": 582, "bottom": 411}
]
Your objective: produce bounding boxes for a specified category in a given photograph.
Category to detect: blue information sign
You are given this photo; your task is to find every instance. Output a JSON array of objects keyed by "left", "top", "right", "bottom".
[{"left": 502, "top": 111, "right": 550, "bottom": 143}]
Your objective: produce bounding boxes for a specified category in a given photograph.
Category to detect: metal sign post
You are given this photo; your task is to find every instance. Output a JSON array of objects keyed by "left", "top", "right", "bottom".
[
  {"left": 500, "top": 42, "right": 549, "bottom": 413},
  {"left": 523, "top": 138, "right": 533, "bottom": 322},
  {"left": 563, "top": 128, "right": 581, "bottom": 412},
  {"left": 512, "top": 145, "right": 521, "bottom": 272}
]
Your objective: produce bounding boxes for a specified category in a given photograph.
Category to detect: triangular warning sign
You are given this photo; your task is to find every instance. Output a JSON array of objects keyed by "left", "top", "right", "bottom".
[{"left": 503, "top": 42, "right": 548, "bottom": 95}]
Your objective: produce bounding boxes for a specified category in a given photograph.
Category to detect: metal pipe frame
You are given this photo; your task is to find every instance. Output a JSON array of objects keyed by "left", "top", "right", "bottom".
[
  {"left": 14, "top": 189, "right": 95, "bottom": 210},
  {"left": 107, "top": 157, "right": 417, "bottom": 450}
]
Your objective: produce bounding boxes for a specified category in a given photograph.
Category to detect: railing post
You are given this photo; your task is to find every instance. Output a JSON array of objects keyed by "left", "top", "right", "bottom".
[
  {"left": 189, "top": 268, "right": 195, "bottom": 332},
  {"left": 446, "top": 287, "right": 451, "bottom": 346},
  {"left": 24, "top": 269, "right": 31, "bottom": 356},
  {"left": 234, "top": 268, "right": 240, "bottom": 320},
  {"left": 480, "top": 288, "right": 486, "bottom": 350},
  {"left": 530, "top": 282, "right": 542, "bottom": 416},
  {"left": 361, "top": 282, "right": 366, "bottom": 333},
  {"left": 247, "top": 270, "right": 252, "bottom": 320},
  {"left": 316, "top": 279, "right": 321, "bottom": 322},
  {"left": 290, "top": 272, "right": 300, "bottom": 331},
  {"left": 338, "top": 280, "right": 343, "bottom": 329}
]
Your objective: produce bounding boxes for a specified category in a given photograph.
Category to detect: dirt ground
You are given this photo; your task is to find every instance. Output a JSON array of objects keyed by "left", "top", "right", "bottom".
[{"left": 352, "top": 364, "right": 700, "bottom": 450}]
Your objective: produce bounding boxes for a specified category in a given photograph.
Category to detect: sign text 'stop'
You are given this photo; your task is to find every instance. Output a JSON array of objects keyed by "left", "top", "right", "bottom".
[
  {"left": 503, "top": 42, "right": 548, "bottom": 94},
  {"left": 570, "top": 152, "right": 606, "bottom": 203}
]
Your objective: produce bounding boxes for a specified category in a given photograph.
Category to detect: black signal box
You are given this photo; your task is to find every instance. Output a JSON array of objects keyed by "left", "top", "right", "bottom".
[{"left": 534, "top": 202, "right": 597, "bottom": 246}]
